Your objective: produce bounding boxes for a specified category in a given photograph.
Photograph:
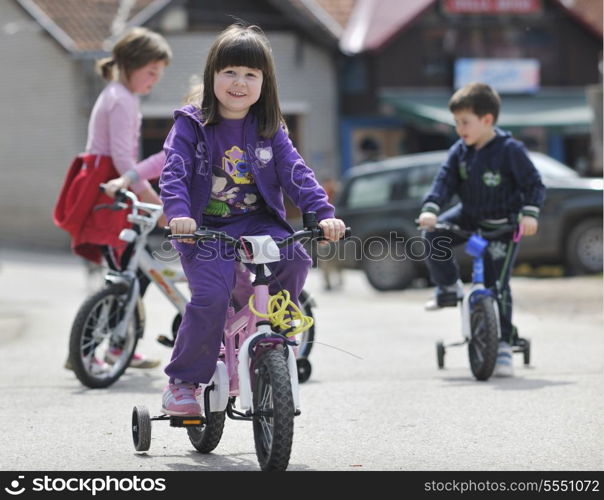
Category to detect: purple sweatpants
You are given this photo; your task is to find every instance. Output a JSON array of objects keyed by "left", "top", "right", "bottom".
[{"left": 165, "top": 211, "right": 312, "bottom": 384}]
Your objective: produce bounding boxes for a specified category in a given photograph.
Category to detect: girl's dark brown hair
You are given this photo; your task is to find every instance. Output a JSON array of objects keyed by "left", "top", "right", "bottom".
[
  {"left": 96, "top": 27, "right": 172, "bottom": 81},
  {"left": 201, "top": 23, "right": 285, "bottom": 138}
]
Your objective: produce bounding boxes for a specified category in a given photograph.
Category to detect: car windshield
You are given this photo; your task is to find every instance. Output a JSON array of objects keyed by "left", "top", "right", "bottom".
[{"left": 528, "top": 152, "right": 579, "bottom": 180}]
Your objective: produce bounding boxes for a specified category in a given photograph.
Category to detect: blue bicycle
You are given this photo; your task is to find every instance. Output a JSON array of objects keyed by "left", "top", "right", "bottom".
[{"left": 429, "top": 222, "right": 530, "bottom": 380}]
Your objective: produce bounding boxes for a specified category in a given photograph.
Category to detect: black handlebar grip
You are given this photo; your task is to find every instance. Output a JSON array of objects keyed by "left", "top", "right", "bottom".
[{"left": 302, "top": 211, "right": 318, "bottom": 229}]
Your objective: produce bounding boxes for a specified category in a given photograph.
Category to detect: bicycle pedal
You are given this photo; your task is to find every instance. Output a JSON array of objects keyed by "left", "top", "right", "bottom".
[
  {"left": 169, "top": 416, "right": 204, "bottom": 427},
  {"left": 156, "top": 335, "right": 175, "bottom": 348},
  {"left": 436, "top": 291, "right": 459, "bottom": 307}
]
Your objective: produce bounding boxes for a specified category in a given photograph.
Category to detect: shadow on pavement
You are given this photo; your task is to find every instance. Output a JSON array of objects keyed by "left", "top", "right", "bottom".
[{"left": 439, "top": 376, "right": 575, "bottom": 391}]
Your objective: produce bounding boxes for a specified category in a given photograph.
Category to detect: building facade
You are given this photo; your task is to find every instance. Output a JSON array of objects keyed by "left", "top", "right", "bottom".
[{"left": 338, "top": 0, "right": 603, "bottom": 175}]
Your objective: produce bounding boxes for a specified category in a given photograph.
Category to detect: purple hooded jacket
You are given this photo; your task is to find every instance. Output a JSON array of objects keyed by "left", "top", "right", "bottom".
[{"left": 159, "top": 105, "right": 334, "bottom": 228}]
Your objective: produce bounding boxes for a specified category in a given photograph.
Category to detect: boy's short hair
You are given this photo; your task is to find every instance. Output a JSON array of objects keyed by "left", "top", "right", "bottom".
[{"left": 449, "top": 82, "right": 501, "bottom": 123}]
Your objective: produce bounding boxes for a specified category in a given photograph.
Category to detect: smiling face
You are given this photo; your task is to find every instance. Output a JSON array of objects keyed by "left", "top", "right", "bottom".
[
  {"left": 123, "top": 60, "right": 166, "bottom": 95},
  {"left": 453, "top": 109, "right": 495, "bottom": 149},
  {"left": 213, "top": 65, "right": 263, "bottom": 119}
]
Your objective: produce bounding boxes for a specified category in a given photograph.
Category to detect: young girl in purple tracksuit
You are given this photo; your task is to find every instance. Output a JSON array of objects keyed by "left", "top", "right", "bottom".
[{"left": 159, "top": 23, "right": 346, "bottom": 416}]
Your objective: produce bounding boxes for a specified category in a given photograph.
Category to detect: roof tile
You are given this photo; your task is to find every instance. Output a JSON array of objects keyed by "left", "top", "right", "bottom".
[{"left": 27, "top": 0, "right": 158, "bottom": 52}]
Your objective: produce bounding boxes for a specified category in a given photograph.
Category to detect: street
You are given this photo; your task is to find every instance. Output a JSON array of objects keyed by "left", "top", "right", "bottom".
[{"left": 0, "top": 247, "right": 602, "bottom": 471}]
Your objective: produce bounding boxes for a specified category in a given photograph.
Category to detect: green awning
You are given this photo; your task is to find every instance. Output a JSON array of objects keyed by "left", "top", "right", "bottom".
[{"left": 379, "top": 89, "right": 595, "bottom": 131}]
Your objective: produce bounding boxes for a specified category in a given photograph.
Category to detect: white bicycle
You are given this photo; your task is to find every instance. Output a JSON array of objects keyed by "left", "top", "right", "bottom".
[{"left": 67, "top": 185, "right": 317, "bottom": 388}]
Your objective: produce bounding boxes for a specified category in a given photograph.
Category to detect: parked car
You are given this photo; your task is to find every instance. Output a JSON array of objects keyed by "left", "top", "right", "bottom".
[{"left": 335, "top": 150, "right": 603, "bottom": 291}]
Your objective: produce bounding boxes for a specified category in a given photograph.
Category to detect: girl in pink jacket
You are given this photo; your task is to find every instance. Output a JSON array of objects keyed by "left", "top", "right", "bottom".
[{"left": 65, "top": 27, "right": 172, "bottom": 370}]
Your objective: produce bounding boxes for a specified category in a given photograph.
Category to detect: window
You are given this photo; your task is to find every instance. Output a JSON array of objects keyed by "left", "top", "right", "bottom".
[
  {"left": 346, "top": 172, "right": 400, "bottom": 209},
  {"left": 405, "top": 164, "right": 440, "bottom": 200}
]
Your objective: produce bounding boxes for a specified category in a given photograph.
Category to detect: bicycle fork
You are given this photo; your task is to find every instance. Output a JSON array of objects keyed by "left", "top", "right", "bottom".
[
  {"left": 461, "top": 255, "right": 502, "bottom": 341},
  {"left": 236, "top": 266, "right": 300, "bottom": 413},
  {"left": 105, "top": 272, "right": 140, "bottom": 345}
]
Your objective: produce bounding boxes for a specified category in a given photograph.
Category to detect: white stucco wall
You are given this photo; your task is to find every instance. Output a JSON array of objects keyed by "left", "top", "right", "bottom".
[{"left": 0, "top": 1, "right": 88, "bottom": 248}]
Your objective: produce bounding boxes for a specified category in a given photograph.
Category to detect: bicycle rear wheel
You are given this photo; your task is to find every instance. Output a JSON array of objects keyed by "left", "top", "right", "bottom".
[
  {"left": 468, "top": 295, "right": 499, "bottom": 381},
  {"left": 68, "top": 283, "right": 141, "bottom": 388},
  {"left": 187, "top": 412, "right": 226, "bottom": 453},
  {"left": 252, "top": 347, "right": 295, "bottom": 471}
]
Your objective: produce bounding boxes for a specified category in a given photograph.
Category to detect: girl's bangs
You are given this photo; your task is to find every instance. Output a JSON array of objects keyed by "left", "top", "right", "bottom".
[{"left": 216, "top": 37, "right": 268, "bottom": 71}]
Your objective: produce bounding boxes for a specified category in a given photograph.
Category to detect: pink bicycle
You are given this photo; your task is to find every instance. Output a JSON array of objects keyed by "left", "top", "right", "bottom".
[{"left": 131, "top": 213, "right": 350, "bottom": 471}]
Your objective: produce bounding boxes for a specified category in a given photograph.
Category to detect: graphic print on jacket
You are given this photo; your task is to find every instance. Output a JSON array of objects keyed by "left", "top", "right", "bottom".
[{"left": 205, "top": 145, "right": 263, "bottom": 217}]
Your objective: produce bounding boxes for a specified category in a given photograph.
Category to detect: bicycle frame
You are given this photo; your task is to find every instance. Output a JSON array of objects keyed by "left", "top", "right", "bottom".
[
  {"left": 460, "top": 241, "right": 501, "bottom": 341},
  {"left": 430, "top": 222, "right": 529, "bottom": 377},
  {"left": 103, "top": 191, "right": 189, "bottom": 318},
  {"left": 215, "top": 264, "right": 301, "bottom": 413}
]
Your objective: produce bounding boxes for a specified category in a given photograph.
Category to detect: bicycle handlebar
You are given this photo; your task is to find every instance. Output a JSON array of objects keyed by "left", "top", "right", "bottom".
[
  {"left": 426, "top": 222, "right": 518, "bottom": 240},
  {"left": 97, "top": 184, "right": 162, "bottom": 213},
  {"left": 166, "top": 222, "right": 352, "bottom": 249}
]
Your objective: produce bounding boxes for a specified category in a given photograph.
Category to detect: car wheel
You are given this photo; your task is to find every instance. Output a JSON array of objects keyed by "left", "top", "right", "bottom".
[
  {"left": 363, "top": 237, "right": 418, "bottom": 291},
  {"left": 565, "top": 217, "right": 603, "bottom": 275}
]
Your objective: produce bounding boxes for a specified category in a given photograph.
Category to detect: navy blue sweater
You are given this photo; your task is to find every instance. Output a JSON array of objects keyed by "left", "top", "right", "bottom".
[{"left": 421, "top": 128, "right": 546, "bottom": 225}]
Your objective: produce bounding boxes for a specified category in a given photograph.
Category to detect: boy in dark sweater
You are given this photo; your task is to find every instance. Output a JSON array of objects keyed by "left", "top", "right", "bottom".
[{"left": 418, "top": 82, "right": 545, "bottom": 376}]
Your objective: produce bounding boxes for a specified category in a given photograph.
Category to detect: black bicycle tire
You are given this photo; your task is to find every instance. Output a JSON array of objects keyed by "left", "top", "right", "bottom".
[
  {"left": 187, "top": 409, "right": 226, "bottom": 453},
  {"left": 252, "top": 348, "right": 295, "bottom": 471},
  {"left": 468, "top": 295, "right": 499, "bottom": 381},
  {"left": 68, "top": 283, "right": 140, "bottom": 388},
  {"left": 132, "top": 405, "right": 152, "bottom": 452}
]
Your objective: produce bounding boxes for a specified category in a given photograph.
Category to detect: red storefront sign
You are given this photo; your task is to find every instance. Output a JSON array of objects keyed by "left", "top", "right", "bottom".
[{"left": 443, "top": 0, "right": 542, "bottom": 14}]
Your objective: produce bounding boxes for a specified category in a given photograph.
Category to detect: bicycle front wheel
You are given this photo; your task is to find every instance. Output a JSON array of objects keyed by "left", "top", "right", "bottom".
[
  {"left": 468, "top": 295, "right": 499, "bottom": 381},
  {"left": 296, "top": 289, "right": 315, "bottom": 360},
  {"left": 68, "top": 283, "right": 141, "bottom": 388},
  {"left": 252, "top": 347, "right": 295, "bottom": 471}
]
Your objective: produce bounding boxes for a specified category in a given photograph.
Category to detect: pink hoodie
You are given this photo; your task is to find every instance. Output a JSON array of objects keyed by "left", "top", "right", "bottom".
[{"left": 85, "top": 81, "right": 164, "bottom": 193}]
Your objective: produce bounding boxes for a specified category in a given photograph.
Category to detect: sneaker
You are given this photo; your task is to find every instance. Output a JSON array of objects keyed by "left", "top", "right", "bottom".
[
  {"left": 161, "top": 382, "right": 202, "bottom": 416},
  {"left": 105, "top": 348, "right": 160, "bottom": 369},
  {"left": 424, "top": 280, "right": 464, "bottom": 311},
  {"left": 494, "top": 341, "right": 514, "bottom": 377}
]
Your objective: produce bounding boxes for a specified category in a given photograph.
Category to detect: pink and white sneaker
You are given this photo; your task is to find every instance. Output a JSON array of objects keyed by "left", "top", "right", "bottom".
[{"left": 161, "top": 382, "right": 202, "bottom": 416}]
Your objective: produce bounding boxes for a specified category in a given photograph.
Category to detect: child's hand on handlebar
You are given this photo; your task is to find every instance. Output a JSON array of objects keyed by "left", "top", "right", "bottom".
[
  {"left": 104, "top": 176, "right": 132, "bottom": 198},
  {"left": 519, "top": 215, "right": 538, "bottom": 236},
  {"left": 169, "top": 217, "right": 197, "bottom": 244},
  {"left": 418, "top": 212, "right": 438, "bottom": 229},
  {"left": 319, "top": 218, "right": 346, "bottom": 243}
]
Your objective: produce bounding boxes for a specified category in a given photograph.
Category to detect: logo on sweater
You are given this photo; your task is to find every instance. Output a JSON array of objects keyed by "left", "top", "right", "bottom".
[
  {"left": 482, "top": 170, "right": 501, "bottom": 187},
  {"left": 459, "top": 161, "right": 468, "bottom": 180},
  {"left": 255, "top": 146, "right": 273, "bottom": 164}
]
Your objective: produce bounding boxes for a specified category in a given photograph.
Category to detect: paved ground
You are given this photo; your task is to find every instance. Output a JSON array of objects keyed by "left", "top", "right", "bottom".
[{"left": 0, "top": 247, "right": 602, "bottom": 471}]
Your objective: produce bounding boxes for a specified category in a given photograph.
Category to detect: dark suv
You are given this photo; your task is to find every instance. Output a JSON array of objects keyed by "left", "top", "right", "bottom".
[{"left": 335, "top": 151, "right": 603, "bottom": 291}]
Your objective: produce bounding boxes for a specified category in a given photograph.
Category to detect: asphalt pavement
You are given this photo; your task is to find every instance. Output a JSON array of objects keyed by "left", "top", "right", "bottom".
[{"left": 0, "top": 247, "right": 602, "bottom": 471}]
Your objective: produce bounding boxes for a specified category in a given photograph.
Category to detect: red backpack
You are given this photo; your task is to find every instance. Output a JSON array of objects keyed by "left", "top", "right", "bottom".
[{"left": 53, "top": 154, "right": 130, "bottom": 263}]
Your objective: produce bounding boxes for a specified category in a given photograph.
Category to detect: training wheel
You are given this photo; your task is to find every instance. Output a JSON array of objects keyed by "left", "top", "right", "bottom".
[
  {"left": 132, "top": 405, "right": 151, "bottom": 452},
  {"left": 436, "top": 341, "right": 445, "bottom": 369},
  {"left": 296, "top": 358, "right": 312, "bottom": 383}
]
